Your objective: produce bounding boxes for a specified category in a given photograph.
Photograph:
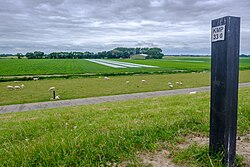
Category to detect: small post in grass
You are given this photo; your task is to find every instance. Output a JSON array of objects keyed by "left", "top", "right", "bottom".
[
  {"left": 210, "top": 16, "right": 240, "bottom": 166},
  {"left": 48, "top": 87, "right": 56, "bottom": 100},
  {"left": 53, "top": 90, "right": 56, "bottom": 99}
]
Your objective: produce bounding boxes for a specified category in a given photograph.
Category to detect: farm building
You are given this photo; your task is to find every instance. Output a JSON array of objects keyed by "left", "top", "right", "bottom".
[{"left": 130, "top": 54, "right": 148, "bottom": 60}]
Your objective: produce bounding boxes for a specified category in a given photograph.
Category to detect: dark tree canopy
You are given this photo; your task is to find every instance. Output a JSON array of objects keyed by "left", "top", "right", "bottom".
[{"left": 17, "top": 47, "right": 164, "bottom": 59}]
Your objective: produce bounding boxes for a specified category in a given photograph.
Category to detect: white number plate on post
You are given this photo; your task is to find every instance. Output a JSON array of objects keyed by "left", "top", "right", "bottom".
[{"left": 212, "top": 25, "right": 225, "bottom": 42}]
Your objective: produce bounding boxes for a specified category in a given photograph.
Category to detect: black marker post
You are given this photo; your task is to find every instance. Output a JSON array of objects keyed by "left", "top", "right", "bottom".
[{"left": 210, "top": 16, "right": 240, "bottom": 166}]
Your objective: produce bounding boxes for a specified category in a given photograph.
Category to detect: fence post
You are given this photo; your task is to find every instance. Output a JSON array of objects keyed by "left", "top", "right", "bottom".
[{"left": 209, "top": 16, "right": 240, "bottom": 166}]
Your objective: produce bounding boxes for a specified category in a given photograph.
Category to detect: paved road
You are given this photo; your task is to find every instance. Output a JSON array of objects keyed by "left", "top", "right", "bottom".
[{"left": 1, "top": 82, "right": 250, "bottom": 114}]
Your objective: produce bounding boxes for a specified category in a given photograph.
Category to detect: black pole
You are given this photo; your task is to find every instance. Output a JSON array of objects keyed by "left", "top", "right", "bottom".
[
  {"left": 210, "top": 16, "right": 240, "bottom": 166},
  {"left": 53, "top": 90, "right": 56, "bottom": 99}
]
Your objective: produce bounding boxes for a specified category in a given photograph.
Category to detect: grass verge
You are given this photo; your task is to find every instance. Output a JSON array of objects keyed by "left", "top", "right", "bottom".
[{"left": 0, "top": 87, "right": 249, "bottom": 166}]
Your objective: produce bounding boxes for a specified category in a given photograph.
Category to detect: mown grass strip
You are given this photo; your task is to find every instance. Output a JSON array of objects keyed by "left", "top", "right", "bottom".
[{"left": 0, "top": 70, "right": 250, "bottom": 106}]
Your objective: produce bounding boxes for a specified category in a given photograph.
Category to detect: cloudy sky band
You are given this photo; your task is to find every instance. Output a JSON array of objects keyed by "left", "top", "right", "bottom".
[{"left": 1, "top": 0, "right": 250, "bottom": 54}]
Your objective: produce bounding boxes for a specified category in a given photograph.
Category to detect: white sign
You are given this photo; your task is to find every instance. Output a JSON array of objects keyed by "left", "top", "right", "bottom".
[{"left": 212, "top": 25, "right": 225, "bottom": 42}]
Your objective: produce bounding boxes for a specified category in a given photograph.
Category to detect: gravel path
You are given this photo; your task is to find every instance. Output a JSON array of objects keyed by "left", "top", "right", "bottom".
[{"left": 1, "top": 82, "right": 250, "bottom": 114}]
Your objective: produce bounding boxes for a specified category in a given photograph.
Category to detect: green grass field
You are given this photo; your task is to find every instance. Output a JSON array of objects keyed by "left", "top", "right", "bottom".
[
  {"left": 1, "top": 87, "right": 249, "bottom": 166},
  {"left": 0, "top": 57, "right": 249, "bottom": 166},
  {"left": 1, "top": 70, "right": 250, "bottom": 106},
  {"left": 0, "top": 57, "right": 250, "bottom": 76}
]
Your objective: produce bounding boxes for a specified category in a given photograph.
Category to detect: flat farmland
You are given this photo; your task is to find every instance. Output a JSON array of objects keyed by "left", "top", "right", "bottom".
[
  {"left": 0, "top": 57, "right": 250, "bottom": 106},
  {"left": 121, "top": 57, "right": 250, "bottom": 70},
  {"left": 1, "top": 57, "right": 250, "bottom": 76},
  {"left": 0, "top": 58, "right": 208, "bottom": 76}
]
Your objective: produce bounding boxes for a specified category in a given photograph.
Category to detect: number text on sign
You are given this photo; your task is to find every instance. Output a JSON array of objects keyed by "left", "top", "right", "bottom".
[{"left": 212, "top": 25, "right": 225, "bottom": 42}]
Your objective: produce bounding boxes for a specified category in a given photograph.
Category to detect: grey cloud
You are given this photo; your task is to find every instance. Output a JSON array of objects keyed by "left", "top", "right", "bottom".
[{"left": 0, "top": 0, "right": 250, "bottom": 54}]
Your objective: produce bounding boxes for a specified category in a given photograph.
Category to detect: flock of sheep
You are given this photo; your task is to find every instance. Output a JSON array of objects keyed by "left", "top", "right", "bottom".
[
  {"left": 103, "top": 77, "right": 197, "bottom": 94},
  {"left": 5, "top": 76, "right": 197, "bottom": 102},
  {"left": 6, "top": 77, "right": 61, "bottom": 100},
  {"left": 6, "top": 77, "right": 39, "bottom": 90},
  {"left": 104, "top": 76, "right": 184, "bottom": 89},
  {"left": 6, "top": 84, "right": 25, "bottom": 90}
]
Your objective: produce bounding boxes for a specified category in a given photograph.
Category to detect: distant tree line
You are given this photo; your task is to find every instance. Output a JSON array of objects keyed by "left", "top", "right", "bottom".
[
  {"left": 2, "top": 50, "right": 250, "bottom": 59},
  {"left": 240, "top": 54, "right": 250, "bottom": 57},
  {"left": 0, "top": 47, "right": 164, "bottom": 59}
]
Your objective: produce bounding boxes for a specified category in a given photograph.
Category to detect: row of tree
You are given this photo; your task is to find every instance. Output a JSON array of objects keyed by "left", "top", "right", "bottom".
[
  {"left": 2, "top": 51, "right": 249, "bottom": 59},
  {"left": 240, "top": 54, "right": 250, "bottom": 57},
  {"left": 8, "top": 47, "right": 164, "bottom": 59}
]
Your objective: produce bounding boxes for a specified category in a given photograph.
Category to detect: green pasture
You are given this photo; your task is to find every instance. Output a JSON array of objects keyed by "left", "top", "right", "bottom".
[
  {"left": 0, "top": 70, "right": 250, "bottom": 106},
  {"left": 122, "top": 57, "right": 250, "bottom": 70},
  {"left": 1, "top": 87, "right": 249, "bottom": 166},
  {"left": 0, "top": 57, "right": 250, "bottom": 76},
  {"left": 0, "top": 58, "right": 208, "bottom": 76}
]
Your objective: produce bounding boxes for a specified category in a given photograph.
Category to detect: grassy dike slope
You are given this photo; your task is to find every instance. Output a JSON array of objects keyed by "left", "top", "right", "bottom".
[{"left": 0, "top": 87, "right": 249, "bottom": 166}]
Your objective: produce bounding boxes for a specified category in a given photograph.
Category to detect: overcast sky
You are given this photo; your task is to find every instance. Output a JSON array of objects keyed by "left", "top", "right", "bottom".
[{"left": 1, "top": 0, "right": 250, "bottom": 54}]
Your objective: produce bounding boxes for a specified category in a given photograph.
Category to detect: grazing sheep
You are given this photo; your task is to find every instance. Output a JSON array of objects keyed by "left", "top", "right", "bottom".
[
  {"left": 168, "top": 84, "right": 174, "bottom": 89},
  {"left": 13, "top": 81, "right": 20, "bottom": 83},
  {"left": 141, "top": 80, "right": 146, "bottom": 83},
  {"left": 104, "top": 77, "right": 110, "bottom": 80},
  {"left": 21, "top": 84, "right": 24, "bottom": 88},
  {"left": 55, "top": 95, "right": 60, "bottom": 100},
  {"left": 48, "top": 87, "right": 56, "bottom": 91},
  {"left": 6, "top": 85, "right": 14, "bottom": 90},
  {"left": 14, "top": 86, "right": 21, "bottom": 89},
  {"left": 176, "top": 81, "right": 183, "bottom": 86},
  {"left": 168, "top": 82, "right": 172, "bottom": 85},
  {"left": 33, "top": 78, "right": 39, "bottom": 81},
  {"left": 126, "top": 81, "right": 130, "bottom": 84},
  {"left": 189, "top": 91, "right": 197, "bottom": 95}
]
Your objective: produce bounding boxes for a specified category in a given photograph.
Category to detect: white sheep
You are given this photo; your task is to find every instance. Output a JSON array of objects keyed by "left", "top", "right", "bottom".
[
  {"left": 126, "top": 81, "right": 130, "bottom": 84},
  {"left": 13, "top": 81, "right": 20, "bottom": 83},
  {"left": 6, "top": 85, "right": 14, "bottom": 90},
  {"left": 168, "top": 82, "right": 172, "bottom": 85},
  {"left": 48, "top": 87, "right": 56, "bottom": 91},
  {"left": 33, "top": 78, "right": 39, "bottom": 81},
  {"left": 55, "top": 95, "right": 60, "bottom": 100},
  {"left": 14, "top": 86, "right": 21, "bottom": 89},
  {"left": 21, "top": 84, "right": 24, "bottom": 88},
  {"left": 168, "top": 84, "right": 174, "bottom": 89},
  {"left": 141, "top": 80, "right": 146, "bottom": 83},
  {"left": 189, "top": 91, "right": 197, "bottom": 95},
  {"left": 104, "top": 77, "right": 110, "bottom": 80},
  {"left": 176, "top": 81, "right": 183, "bottom": 86}
]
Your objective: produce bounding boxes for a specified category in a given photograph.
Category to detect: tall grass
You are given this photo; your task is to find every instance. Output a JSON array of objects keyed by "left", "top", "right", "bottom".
[{"left": 0, "top": 87, "right": 249, "bottom": 166}]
